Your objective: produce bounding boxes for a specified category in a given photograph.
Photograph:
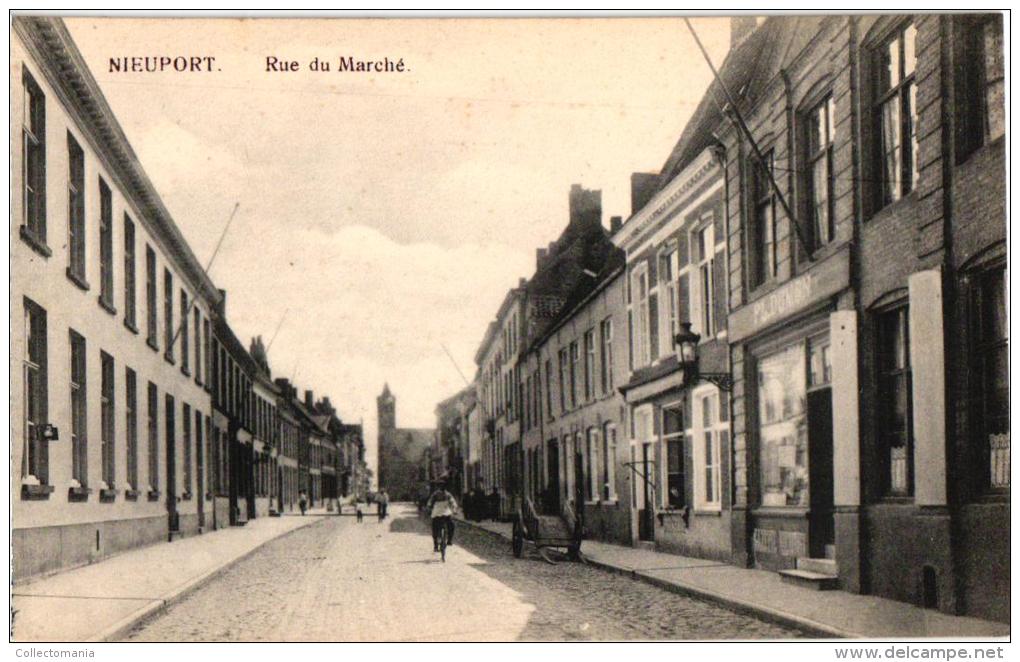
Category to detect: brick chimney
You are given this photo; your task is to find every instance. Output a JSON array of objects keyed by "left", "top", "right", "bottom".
[
  {"left": 730, "top": 16, "right": 758, "bottom": 49},
  {"left": 610, "top": 215, "right": 623, "bottom": 233},
  {"left": 304, "top": 389, "right": 314, "bottom": 409},
  {"left": 631, "top": 173, "right": 659, "bottom": 215},
  {"left": 216, "top": 288, "right": 227, "bottom": 316},
  {"left": 536, "top": 247, "right": 547, "bottom": 268},
  {"left": 569, "top": 184, "right": 602, "bottom": 228}
]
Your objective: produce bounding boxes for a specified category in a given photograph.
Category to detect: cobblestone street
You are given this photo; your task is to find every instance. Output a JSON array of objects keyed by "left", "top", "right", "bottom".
[{"left": 122, "top": 504, "right": 803, "bottom": 641}]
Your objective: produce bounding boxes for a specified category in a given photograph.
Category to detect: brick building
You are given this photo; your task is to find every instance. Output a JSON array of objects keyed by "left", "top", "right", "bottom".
[
  {"left": 715, "top": 15, "right": 1005, "bottom": 620},
  {"left": 376, "top": 384, "right": 434, "bottom": 502}
]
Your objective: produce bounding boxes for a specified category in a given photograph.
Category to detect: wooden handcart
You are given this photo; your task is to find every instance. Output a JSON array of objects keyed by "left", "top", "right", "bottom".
[{"left": 510, "top": 496, "right": 584, "bottom": 564}]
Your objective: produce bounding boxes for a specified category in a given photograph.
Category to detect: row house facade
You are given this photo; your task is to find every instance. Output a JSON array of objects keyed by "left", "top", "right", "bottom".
[
  {"left": 714, "top": 15, "right": 1005, "bottom": 620},
  {"left": 12, "top": 17, "right": 221, "bottom": 579},
  {"left": 614, "top": 147, "right": 732, "bottom": 560},
  {"left": 12, "top": 16, "right": 367, "bottom": 580}
]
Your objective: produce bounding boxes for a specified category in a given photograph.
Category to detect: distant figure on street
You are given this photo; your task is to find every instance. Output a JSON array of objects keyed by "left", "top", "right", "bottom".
[
  {"left": 298, "top": 490, "right": 308, "bottom": 516},
  {"left": 426, "top": 483, "right": 458, "bottom": 552},
  {"left": 356, "top": 501, "right": 364, "bottom": 523},
  {"left": 379, "top": 490, "right": 389, "bottom": 518}
]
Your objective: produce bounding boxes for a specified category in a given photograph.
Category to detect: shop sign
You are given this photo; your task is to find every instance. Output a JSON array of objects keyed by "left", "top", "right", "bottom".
[{"left": 728, "top": 248, "right": 850, "bottom": 343}]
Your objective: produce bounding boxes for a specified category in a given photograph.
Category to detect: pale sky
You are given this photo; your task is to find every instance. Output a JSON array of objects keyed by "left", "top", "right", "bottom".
[{"left": 64, "top": 16, "right": 731, "bottom": 483}]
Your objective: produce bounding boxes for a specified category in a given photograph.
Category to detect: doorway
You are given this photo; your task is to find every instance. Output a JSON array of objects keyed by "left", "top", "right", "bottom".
[
  {"left": 638, "top": 442, "right": 655, "bottom": 542},
  {"left": 544, "top": 439, "right": 560, "bottom": 514},
  {"left": 807, "top": 386, "right": 834, "bottom": 557}
]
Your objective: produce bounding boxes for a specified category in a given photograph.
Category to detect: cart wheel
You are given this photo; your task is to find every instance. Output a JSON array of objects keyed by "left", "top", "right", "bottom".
[{"left": 512, "top": 521, "right": 524, "bottom": 558}]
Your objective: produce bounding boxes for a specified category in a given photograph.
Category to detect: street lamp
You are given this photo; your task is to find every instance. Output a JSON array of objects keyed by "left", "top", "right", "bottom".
[{"left": 673, "top": 322, "right": 733, "bottom": 391}]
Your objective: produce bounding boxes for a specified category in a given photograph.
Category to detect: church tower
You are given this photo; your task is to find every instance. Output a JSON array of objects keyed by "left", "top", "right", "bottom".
[{"left": 377, "top": 383, "right": 396, "bottom": 433}]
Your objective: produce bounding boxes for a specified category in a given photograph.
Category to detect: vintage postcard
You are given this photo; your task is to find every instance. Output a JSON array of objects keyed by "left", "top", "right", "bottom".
[{"left": 8, "top": 11, "right": 1010, "bottom": 650}]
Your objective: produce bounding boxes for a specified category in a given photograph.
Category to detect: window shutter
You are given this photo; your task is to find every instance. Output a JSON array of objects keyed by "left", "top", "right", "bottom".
[
  {"left": 678, "top": 272, "right": 691, "bottom": 324},
  {"left": 713, "top": 252, "right": 727, "bottom": 332},
  {"left": 648, "top": 292, "right": 659, "bottom": 359}
]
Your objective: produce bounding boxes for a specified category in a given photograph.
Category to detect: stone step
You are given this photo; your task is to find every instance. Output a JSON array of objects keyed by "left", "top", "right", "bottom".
[
  {"left": 778, "top": 568, "right": 839, "bottom": 591},
  {"left": 634, "top": 540, "right": 656, "bottom": 551},
  {"left": 797, "top": 557, "right": 837, "bottom": 575}
]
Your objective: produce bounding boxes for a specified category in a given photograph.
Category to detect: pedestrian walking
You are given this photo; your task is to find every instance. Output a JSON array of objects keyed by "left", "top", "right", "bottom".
[
  {"left": 356, "top": 501, "right": 364, "bottom": 523},
  {"left": 379, "top": 489, "right": 389, "bottom": 519},
  {"left": 298, "top": 490, "right": 308, "bottom": 516}
]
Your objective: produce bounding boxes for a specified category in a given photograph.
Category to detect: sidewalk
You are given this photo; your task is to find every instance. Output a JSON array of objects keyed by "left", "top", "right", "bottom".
[
  {"left": 12, "top": 515, "right": 324, "bottom": 642},
  {"left": 456, "top": 517, "right": 1009, "bottom": 639}
]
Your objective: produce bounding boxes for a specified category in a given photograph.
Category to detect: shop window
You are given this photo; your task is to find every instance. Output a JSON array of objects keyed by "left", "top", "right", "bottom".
[
  {"left": 877, "top": 305, "right": 913, "bottom": 496},
  {"left": 22, "top": 298, "right": 49, "bottom": 487},
  {"left": 805, "top": 96, "right": 836, "bottom": 248},
  {"left": 873, "top": 22, "right": 918, "bottom": 208},
  {"left": 972, "top": 265, "right": 1009, "bottom": 491},
  {"left": 749, "top": 150, "right": 777, "bottom": 288},
  {"left": 758, "top": 345, "right": 808, "bottom": 507},
  {"left": 663, "top": 406, "right": 685, "bottom": 509},
  {"left": 956, "top": 16, "right": 1004, "bottom": 161}
]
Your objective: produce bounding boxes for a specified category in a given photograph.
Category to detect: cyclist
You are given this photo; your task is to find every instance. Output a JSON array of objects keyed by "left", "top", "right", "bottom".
[{"left": 426, "top": 482, "right": 458, "bottom": 553}]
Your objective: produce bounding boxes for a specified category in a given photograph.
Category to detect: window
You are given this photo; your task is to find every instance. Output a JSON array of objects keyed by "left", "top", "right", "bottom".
[
  {"left": 806, "top": 96, "right": 836, "bottom": 247},
  {"left": 22, "top": 299, "right": 48, "bottom": 486},
  {"left": 194, "top": 310, "right": 202, "bottom": 384},
  {"left": 750, "top": 150, "right": 777, "bottom": 287},
  {"left": 166, "top": 395, "right": 175, "bottom": 493},
  {"left": 693, "top": 389, "right": 726, "bottom": 509},
  {"left": 569, "top": 341, "right": 580, "bottom": 408},
  {"left": 545, "top": 359, "right": 553, "bottom": 419},
  {"left": 164, "top": 269, "right": 174, "bottom": 361},
  {"left": 180, "top": 290, "right": 190, "bottom": 374},
  {"left": 146, "top": 246, "right": 158, "bottom": 348},
  {"left": 602, "top": 422, "right": 617, "bottom": 501},
  {"left": 205, "top": 416, "right": 213, "bottom": 496},
  {"left": 631, "top": 265, "right": 650, "bottom": 366},
  {"left": 584, "top": 329, "right": 596, "bottom": 401},
  {"left": 183, "top": 403, "right": 192, "bottom": 496},
  {"left": 558, "top": 348, "right": 569, "bottom": 413},
  {"left": 692, "top": 219, "right": 717, "bottom": 336},
  {"left": 758, "top": 345, "right": 808, "bottom": 506},
  {"left": 600, "top": 318, "right": 614, "bottom": 393},
  {"left": 124, "top": 215, "right": 136, "bottom": 328},
  {"left": 877, "top": 306, "right": 913, "bottom": 496},
  {"left": 22, "top": 68, "right": 46, "bottom": 245},
  {"left": 99, "top": 179, "right": 114, "bottom": 309},
  {"left": 101, "top": 351, "right": 115, "bottom": 489},
  {"left": 148, "top": 382, "right": 159, "bottom": 492},
  {"left": 972, "top": 266, "right": 1008, "bottom": 491},
  {"left": 956, "top": 16, "right": 1005, "bottom": 160},
  {"left": 70, "top": 330, "right": 88, "bottom": 487},
  {"left": 125, "top": 367, "right": 138, "bottom": 491},
  {"left": 663, "top": 406, "right": 685, "bottom": 509},
  {"left": 660, "top": 247, "right": 679, "bottom": 351},
  {"left": 874, "top": 22, "right": 918, "bottom": 207},
  {"left": 203, "top": 318, "right": 212, "bottom": 392},
  {"left": 67, "top": 135, "right": 85, "bottom": 278},
  {"left": 586, "top": 427, "right": 600, "bottom": 501}
]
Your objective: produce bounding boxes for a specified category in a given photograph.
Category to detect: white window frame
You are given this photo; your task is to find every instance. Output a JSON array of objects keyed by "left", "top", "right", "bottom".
[
  {"left": 600, "top": 317, "right": 614, "bottom": 394},
  {"left": 631, "top": 404, "right": 655, "bottom": 511},
  {"left": 659, "top": 244, "right": 679, "bottom": 361},
  {"left": 661, "top": 399, "right": 685, "bottom": 509},
  {"left": 586, "top": 427, "right": 600, "bottom": 503},
  {"left": 691, "top": 383, "right": 725, "bottom": 511},
  {"left": 602, "top": 422, "right": 618, "bottom": 502},
  {"left": 688, "top": 214, "right": 718, "bottom": 339},
  {"left": 631, "top": 264, "right": 650, "bottom": 368}
]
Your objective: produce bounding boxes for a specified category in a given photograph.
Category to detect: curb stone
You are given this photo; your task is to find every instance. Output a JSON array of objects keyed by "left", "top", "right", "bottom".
[
  {"left": 87, "top": 516, "right": 325, "bottom": 642},
  {"left": 455, "top": 517, "right": 846, "bottom": 639}
]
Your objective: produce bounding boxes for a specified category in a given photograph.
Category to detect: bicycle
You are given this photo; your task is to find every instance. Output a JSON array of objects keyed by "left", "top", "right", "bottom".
[{"left": 438, "top": 519, "right": 448, "bottom": 563}]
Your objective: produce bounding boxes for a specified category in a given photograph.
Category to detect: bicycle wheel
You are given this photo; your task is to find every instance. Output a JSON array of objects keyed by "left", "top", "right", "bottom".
[{"left": 439, "top": 524, "right": 447, "bottom": 562}]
